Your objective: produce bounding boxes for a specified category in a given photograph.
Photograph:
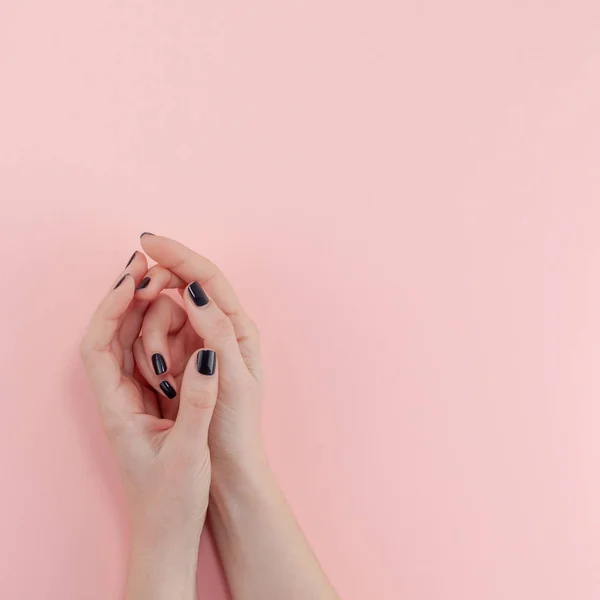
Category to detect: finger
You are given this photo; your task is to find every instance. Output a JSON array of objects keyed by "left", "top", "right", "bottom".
[
  {"left": 140, "top": 234, "right": 262, "bottom": 379},
  {"left": 119, "top": 298, "right": 149, "bottom": 376},
  {"left": 182, "top": 281, "right": 249, "bottom": 385},
  {"left": 133, "top": 366, "right": 162, "bottom": 418},
  {"left": 117, "top": 252, "right": 151, "bottom": 374},
  {"left": 133, "top": 336, "right": 179, "bottom": 418},
  {"left": 171, "top": 349, "right": 218, "bottom": 448},
  {"left": 142, "top": 294, "right": 187, "bottom": 378},
  {"left": 123, "top": 250, "right": 149, "bottom": 283},
  {"left": 134, "top": 264, "right": 186, "bottom": 300},
  {"left": 80, "top": 274, "right": 136, "bottom": 409},
  {"left": 110, "top": 250, "right": 150, "bottom": 294}
]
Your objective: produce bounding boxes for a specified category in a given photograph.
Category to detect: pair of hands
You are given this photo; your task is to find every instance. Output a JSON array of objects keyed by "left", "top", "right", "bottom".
[{"left": 80, "top": 234, "right": 265, "bottom": 541}]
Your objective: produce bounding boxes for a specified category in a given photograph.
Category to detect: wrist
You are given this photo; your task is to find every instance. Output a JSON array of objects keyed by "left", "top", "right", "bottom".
[
  {"left": 210, "top": 447, "right": 272, "bottom": 500},
  {"left": 129, "top": 500, "right": 206, "bottom": 545},
  {"left": 209, "top": 455, "right": 282, "bottom": 536},
  {"left": 131, "top": 520, "right": 203, "bottom": 554},
  {"left": 127, "top": 526, "right": 200, "bottom": 600}
]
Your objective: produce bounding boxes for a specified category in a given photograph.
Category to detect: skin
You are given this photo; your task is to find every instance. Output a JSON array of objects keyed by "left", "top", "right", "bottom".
[{"left": 80, "top": 234, "right": 339, "bottom": 600}]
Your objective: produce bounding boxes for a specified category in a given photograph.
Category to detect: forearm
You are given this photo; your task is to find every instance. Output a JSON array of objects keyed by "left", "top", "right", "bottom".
[
  {"left": 126, "top": 522, "right": 202, "bottom": 600},
  {"left": 210, "top": 461, "right": 338, "bottom": 600}
]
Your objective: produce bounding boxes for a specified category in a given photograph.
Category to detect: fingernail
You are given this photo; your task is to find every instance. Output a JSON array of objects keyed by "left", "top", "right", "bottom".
[
  {"left": 125, "top": 251, "right": 137, "bottom": 268},
  {"left": 136, "top": 276, "right": 151, "bottom": 290},
  {"left": 188, "top": 281, "right": 209, "bottom": 307},
  {"left": 197, "top": 349, "right": 216, "bottom": 376},
  {"left": 159, "top": 381, "right": 177, "bottom": 399},
  {"left": 114, "top": 274, "right": 129, "bottom": 289},
  {"left": 152, "top": 353, "right": 167, "bottom": 375},
  {"left": 140, "top": 232, "right": 154, "bottom": 238}
]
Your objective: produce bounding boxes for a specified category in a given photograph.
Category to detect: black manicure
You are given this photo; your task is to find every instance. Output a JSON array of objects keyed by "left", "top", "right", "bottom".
[
  {"left": 125, "top": 251, "right": 137, "bottom": 268},
  {"left": 188, "top": 281, "right": 209, "bottom": 307},
  {"left": 152, "top": 353, "right": 167, "bottom": 375},
  {"left": 197, "top": 349, "right": 216, "bottom": 376},
  {"left": 136, "top": 276, "right": 151, "bottom": 290},
  {"left": 140, "top": 232, "right": 155, "bottom": 238},
  {"left": 114, "top": 274, "right": 128, "bottom": 289},
  {"left": 159, "top": 381, "right": 177, "bottom": 399}
]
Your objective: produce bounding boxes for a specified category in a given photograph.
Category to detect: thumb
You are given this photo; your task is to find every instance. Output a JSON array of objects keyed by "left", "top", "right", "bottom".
[{"left": 171, "top": 349, "right": 218, "bottom": 448}]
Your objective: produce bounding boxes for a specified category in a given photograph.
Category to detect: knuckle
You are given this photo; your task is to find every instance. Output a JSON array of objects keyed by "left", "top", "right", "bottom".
[
  {"left": 146, "top": 295, "right": 169, "bottom": 321},
  {"left": 98, "top": 405, "right": 127, "bottom": 435},
  {"left": 79, "top": 337, "right": 92, "bottom": 361},
  {"left": 211, "top": 315, "right": 235, "bottom": 340},
  {"left": 186, "top": 389, "right": 216, "bottom": 411},
  {"left": 133, "top": 337, "right": 143, "bottom": 353},
  {"left": 154, "top": 293, "right": 171, "bottom": 309},
  {"left": 240, "top": 342, "right": 261, "bottom": 366},
  {"left": 247, "top": 318, "right": 260, "bottom": 340}
]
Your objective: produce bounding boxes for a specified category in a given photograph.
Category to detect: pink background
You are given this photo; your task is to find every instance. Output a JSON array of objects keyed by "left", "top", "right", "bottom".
[{"left": 1, "top": 1, "right": 600, "bottom": 598}]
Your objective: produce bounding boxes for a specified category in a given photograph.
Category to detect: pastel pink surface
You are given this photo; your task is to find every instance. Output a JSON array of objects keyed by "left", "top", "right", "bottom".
[{"left": 1, "top": 1, "right": 599, "bottom": 598}]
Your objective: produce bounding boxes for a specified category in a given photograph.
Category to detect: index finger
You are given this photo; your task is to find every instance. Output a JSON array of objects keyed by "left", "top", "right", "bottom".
[
  {"left": 140, "top": 234, "right": 242, "bottom": 315},
  {"left": 140, "top": 234, "right": 262, "bottom": 379},
  {"left": 80, "top": 274, "right": 142, "bottom": 415}
]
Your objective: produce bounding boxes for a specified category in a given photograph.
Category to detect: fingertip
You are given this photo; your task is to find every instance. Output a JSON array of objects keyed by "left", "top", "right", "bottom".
[
  {"left": 196, "top": 349, "right": 217, "bottom": 376},
  {"left": 125, "top": 251, "right": 137, "bottom": 268},
  {"left": 134, "top": 265, "right": 187, "bottom": 299},
  {"left": 135, "top": 276, "right": 151, "bottom": 291},
  {"left": 152, "top": 352, "right": 168, "bottom": 375},
  {"left": 140, "top": 232, "right": 160, "bottom": 251},
  {"left": 113, "top": 273, "right": 136, "bottom": 294},
  {"left": 139, "top": 232, "right": 157, "bottom": 254},
  {"left": 113, "top": 273, "right": 130, "bottom": 290},
  {"left": 159, "top": 380, "right": 177, "bottom": 399},
  {"left": 187, "top": 281, "right": 210, "bottom": 308}
]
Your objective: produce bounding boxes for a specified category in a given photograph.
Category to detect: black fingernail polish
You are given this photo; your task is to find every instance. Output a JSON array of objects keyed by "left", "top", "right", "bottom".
[
  {"left": 140, "top": 232, "right": 154, "bottom": 238},
  {"left": 197, "top": 349, "right": 216, "bottom": 376},
  {"left": 125, "top": 251, "right": 137, "bottom": 268},
  {"left": 152, "top": 353, "right": 167, "bottom": 375},
  {"left": 159, "top": 381, "right": 177, "bottom": 399},
  {"left": 136, "top": 276, "right": 151, "bottom": 290},
  {"left": 114, "top": 274, "right": 128, "bottom": 289},
  {"left": 188, "top": 281, "right": 209, "bottom": 307}
]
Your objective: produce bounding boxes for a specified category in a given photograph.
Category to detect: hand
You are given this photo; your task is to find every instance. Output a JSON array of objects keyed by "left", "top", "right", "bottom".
[
  {"left": 79, "top": 250, "right": 219, "bottom": 560},
  {"left": 82, "top": 237, "right": 338, "bottom": 600},
  {"left": 132, "top": 234, "right": 267, "bottom": 485},
  {"left": 131, "top": 236, "right": 339, "bottom": 600}
]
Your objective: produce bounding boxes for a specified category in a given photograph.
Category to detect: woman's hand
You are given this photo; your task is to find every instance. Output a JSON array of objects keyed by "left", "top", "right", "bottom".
[
  {"left": 79, "top": 251, "right": 219, "bottom": 600},
  {"left": 133, "top": 234, "right": 267, "bottom": 485},
  {"left": 132, "top": 235, "right": 338, "bottom": 600},
  {"left": 81, "top": 235, "right": 337, "bottom": 600}
]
